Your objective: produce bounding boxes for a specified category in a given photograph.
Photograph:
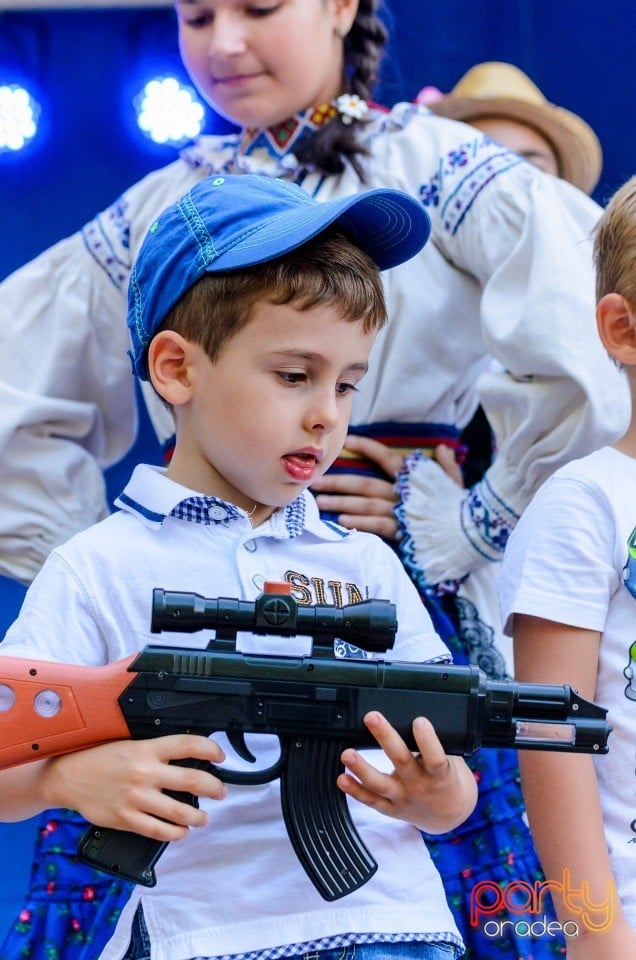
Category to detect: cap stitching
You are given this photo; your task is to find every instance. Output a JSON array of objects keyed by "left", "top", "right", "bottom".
[{"left": 180, "top": 191, "right": 218, "bottom": 270}]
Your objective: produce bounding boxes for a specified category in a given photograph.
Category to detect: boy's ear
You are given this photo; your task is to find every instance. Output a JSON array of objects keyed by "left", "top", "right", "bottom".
[
  {"left": 596, "top": 293, "right": 636, "bottom": 365},
  {"left": 147, "top": 331, "right": 194, "bottom": 405}
]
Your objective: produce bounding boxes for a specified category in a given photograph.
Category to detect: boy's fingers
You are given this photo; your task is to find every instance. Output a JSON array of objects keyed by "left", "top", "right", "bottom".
[
  {"left": 152, "top": 733, "right": 226, "bottom": 764},
  {"left": 412, "top": 717, "right": 451, "bottom": 776},
  {"left": 162, "top": 760, "right": 227, "bottom": 801},
  {"left": 360, "top": 713, "right": 451, "bottom": 779},
  {"left": 360, "top": 712, "right": 418, "bottom": 770},
  {"left": 122, "top": 805, "right": 198, "bottom": 842}
]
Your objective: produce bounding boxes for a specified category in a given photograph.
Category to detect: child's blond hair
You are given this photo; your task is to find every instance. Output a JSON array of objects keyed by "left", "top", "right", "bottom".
[{"left": 594, "top": 175, "right": 636, "bottom": 306}]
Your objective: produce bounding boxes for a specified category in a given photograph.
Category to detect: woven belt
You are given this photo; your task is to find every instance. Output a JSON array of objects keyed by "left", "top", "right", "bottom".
[{"left": 329, "top": 421, "right": 464, "bottom": 479}]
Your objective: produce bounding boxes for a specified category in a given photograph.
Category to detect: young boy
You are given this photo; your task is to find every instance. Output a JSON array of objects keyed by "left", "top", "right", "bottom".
[
  {"left": 499, "top": 175, "right": 636, "bottom": 958},
  {"left": 0, "top": 174, "right": 476, "bottom": 960}
]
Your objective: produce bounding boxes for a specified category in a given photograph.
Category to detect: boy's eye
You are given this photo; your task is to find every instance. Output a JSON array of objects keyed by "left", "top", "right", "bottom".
[
  {"left": 278, "top": 371, "right": 306, "bottom": 385},
  {"left": 336, "top": 382, "right": 359, "bottom": 396}
]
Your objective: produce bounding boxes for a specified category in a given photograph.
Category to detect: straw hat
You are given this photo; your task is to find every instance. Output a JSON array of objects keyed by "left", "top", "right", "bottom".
[{"left": 428, "top": 62, "right": 602, "bottom": 194}]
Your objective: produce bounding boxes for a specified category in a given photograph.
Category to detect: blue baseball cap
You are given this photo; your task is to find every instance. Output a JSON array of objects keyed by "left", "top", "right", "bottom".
[{"left": 127, "top": 173, "right": 431, "bottom": 380}]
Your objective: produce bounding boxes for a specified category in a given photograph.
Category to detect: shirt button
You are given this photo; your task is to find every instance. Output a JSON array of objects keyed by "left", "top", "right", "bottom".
[
  {"left": 244, "top": 539, "right": 257, "bottom": 552},
  {"left": 209, "top": 506, "right": 227, "bottom": 521}
]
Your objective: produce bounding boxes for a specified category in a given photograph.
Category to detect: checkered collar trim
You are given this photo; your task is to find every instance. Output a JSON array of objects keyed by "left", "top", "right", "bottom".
[
  {"left": 170, "top": 496, "right": 244, "bottom": 525},
  {"left": 116, "top": 464, "right": 350, "bottom": 542},
  {"left": 170, "top": 494, "right": 306, "bottom": 538}
]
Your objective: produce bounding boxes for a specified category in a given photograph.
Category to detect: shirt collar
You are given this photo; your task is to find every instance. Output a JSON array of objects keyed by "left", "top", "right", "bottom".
[
  {"left": 181, "top": 102, "right": 377, "bottom": 179},
  {"left": 115, "top": 464, "right": 351, "bottom": 542}
]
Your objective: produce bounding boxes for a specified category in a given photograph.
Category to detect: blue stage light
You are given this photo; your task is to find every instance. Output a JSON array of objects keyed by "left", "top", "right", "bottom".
[
  {"left": 136, "top": 76, "right": 205, "bottom": 145},
  {"left": 0, "top": 84, "right": 39, "bottom": 152}
]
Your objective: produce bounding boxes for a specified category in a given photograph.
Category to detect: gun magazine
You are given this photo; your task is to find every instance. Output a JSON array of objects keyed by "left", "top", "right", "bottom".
[{"left": 279, "top": 736, "right": 377, "bottom": 901}]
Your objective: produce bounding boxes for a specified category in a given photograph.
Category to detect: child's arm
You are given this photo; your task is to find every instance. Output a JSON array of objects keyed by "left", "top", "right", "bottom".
[
  {"left": 0, "top": 733, "right": 227, "bottom": 840},
  {"left": 514, "top": 613, "right": 636, "bottom": 958},
  {"left": 337, "top": 711, "right": 477, "bottom": 834}
]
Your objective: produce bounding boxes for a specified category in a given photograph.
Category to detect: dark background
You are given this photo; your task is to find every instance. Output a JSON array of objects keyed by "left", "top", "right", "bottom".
[{"left": 0, "top": 0, "right": 635, "bottom": 934}]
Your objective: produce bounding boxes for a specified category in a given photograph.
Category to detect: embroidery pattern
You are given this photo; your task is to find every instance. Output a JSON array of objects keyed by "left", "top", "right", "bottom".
[
  {"left": 419, "top": 139, "right": 523, "bottom": 234},
  {"left": 81, "top": 197, "right": 131, "bottom": 289},
  {"left": 349, "top": 101, "right": 525, "bottom": 238},
  {"left": 460, "top": 476, "right": 520, "bottom": 560},
  {"left": 454, "top": 595, "right": 510, "bottom": 680},
  {"left": 182, "top": 103, "right": 340, "bottom": 180}
]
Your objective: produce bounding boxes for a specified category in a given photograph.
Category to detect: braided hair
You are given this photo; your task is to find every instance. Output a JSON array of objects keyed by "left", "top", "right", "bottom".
[{"left": 294, "top": 0, "right": 388, "bottom": 181}]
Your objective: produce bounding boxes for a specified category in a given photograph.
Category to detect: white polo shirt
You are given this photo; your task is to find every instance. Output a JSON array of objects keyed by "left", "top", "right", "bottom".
[{"left": 1, "top": 464, "right": 461, "bottom": 960}]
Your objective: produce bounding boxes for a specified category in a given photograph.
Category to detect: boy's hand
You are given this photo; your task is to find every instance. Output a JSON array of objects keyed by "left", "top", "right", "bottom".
[
  {"left": 40, "top": 733, "right": 227, "bottom": 841},
  {"left": 337, "top": 711, "right": 477, "bottom": 834}
]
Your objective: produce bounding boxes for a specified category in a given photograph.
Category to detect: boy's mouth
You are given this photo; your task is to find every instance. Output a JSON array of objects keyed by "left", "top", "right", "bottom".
[{"left": 282, "top": 450, "right": 321, "bottom": 482}]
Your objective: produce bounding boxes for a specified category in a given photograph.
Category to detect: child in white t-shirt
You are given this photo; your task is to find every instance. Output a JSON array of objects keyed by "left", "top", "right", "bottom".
[{"left": 499, "top": 175, "right": 636, "bottom": 959}]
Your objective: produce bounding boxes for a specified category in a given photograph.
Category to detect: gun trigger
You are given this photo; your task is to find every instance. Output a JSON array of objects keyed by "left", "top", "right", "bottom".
[
  {"left": 227, "top": 729, "right": 256, "bottom": 763},
  {"left": 213, "top": 756, "right": 286, "bottom": 785},
  {"left": 213, "top": 741, "right": 288, "bottom": 786}
]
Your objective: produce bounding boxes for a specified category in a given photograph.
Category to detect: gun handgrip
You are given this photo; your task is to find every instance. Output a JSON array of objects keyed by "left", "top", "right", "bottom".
[
  {"left": 76, "top": 758, "right": 211, "bottom": 886},
  {"left": 279, "top": 736, "right": 377, "bottom": 901},
  {"left": 77, "top": 824, "right": 165, "bottom": 886}
]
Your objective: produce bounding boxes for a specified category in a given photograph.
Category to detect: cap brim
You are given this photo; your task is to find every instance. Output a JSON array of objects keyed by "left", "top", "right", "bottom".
[
  {"left": 203, "top": 188, "right": 431, "bottom": 275},
  {"left": 430, "top": 97, "right": 602, "bottom": 193}
]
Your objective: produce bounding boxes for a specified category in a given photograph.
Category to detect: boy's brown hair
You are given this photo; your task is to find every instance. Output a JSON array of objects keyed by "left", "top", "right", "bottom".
[
  {"left": 594, "top": 175, "right": 636, "bottom": 306},
  {"left": 152, "top": 228, "right": 386, "bottom": 369}
]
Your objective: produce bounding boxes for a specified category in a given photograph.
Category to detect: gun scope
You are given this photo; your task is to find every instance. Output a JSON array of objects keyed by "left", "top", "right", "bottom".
[{"left": 151, "top": 586, "right": 397, "bottom": 653}]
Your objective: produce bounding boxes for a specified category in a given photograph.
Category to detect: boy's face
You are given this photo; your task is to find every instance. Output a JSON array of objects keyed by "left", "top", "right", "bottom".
[{"left": 166, "top": 299, "right": 376, "bottom": 522}]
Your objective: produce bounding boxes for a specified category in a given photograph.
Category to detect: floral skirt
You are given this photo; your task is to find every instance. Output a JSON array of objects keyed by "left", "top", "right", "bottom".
[
  {"left": 0, "top": 811, "right": 132, "bottom": 960},
  {"left": 423, "top": 749, "right": 565, "bottom": 959}
]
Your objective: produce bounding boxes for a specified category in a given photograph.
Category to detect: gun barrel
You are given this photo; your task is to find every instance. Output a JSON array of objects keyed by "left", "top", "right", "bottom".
[{"left": 477, "top": 680, "right": 610, "bottom": 753}]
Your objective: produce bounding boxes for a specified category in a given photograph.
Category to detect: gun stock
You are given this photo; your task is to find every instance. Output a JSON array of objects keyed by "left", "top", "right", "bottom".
[
  {"left": 0, "top": 586, "right": 612, "bottom": 900},
  {"left": 0, "top": 655, "right": 134, "bottom": 768}
]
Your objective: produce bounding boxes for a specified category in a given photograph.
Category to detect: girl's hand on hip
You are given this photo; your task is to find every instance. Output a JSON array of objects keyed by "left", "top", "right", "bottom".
[{"left": 311, "top": 434, "right": 404, "bottom": 540}]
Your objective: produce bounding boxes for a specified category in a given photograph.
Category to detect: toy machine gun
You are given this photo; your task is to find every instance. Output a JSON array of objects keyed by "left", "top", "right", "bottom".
[{"left": 0, "top": 583, "right": 611, "bottom": 900}]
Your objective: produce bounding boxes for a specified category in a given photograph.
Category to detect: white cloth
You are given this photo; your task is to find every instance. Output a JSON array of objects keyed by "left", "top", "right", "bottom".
[
  {"left": 395, "top": 450, "right": 515, "bottom": 677},
  {"left": 0, "top": 103, "right": 628, "bottom": 583},
  {"left": 499, "top": 445, "right": 636, "bottom": 925},
  {"left": 0, "top": 467, "right": 461, "bottom": 960}
]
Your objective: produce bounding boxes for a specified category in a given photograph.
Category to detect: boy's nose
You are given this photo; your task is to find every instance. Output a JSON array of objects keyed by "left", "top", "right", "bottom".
[{"left": 305, "top": 393, "right": 340, "bottom": 433}]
